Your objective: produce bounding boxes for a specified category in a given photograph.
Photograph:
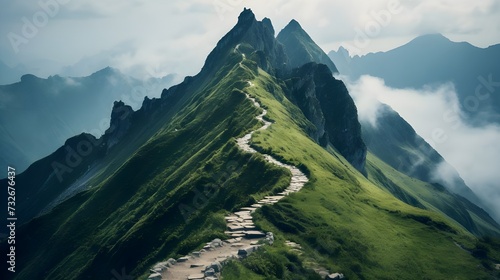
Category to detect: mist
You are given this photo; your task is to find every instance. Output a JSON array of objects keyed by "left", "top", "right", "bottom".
[{"left": 344, "top": 75, "right": 500, "bottom": 222}]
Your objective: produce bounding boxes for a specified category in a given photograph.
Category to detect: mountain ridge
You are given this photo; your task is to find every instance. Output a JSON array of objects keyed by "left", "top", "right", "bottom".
[
  {"left": 328, "top": 33, "right": 500, "bottom": 124},
  {"left": 2, "top": 9, "right": 499, "bottom": 280}
]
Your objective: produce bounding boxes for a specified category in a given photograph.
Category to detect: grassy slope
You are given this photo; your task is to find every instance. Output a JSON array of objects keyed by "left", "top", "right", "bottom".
[
  {"left": 224, "top": 67, "right": 494, "bottom": 279},
  {"left": 366, "top": 153, "right": 500, "bottom": 237},
  {"left": 3, "top": 53, "right": 294, "bottom": 280}
]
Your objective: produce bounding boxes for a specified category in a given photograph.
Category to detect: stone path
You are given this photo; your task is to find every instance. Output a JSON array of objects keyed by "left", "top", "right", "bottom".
[
  {"left": 150, "top": 46, "right": 342, "bottom": 279},
  {"left": 150, "top": 92, "right": 309, "bottom": 280}
]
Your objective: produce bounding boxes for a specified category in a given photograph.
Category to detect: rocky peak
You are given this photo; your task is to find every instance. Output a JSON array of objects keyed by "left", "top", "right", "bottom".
[
  {"left": 200, "top": 8, "right": 288, "bottom": 75},
  {"left": 237, "top": 7, "right": 256, "bottom": 25},
  {"left": 105, "top": 100, "right": 134, "bottom": 148},
  {"left": 285, "top": 19, "right": 302, "bottom": 30}
]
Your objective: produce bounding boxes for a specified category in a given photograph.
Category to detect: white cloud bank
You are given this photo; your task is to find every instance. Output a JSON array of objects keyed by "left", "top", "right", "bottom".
[{"left": 345, "top": 75, "right": 500, "bottom": 222}]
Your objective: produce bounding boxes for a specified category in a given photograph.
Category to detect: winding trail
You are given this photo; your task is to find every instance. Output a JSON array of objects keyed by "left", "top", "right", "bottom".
[
  {"left": 151, "top": 46, "right": 338, "bottom": 280},
  {"left": 153, "top": 91, "right": 308, "bottom": 279}
]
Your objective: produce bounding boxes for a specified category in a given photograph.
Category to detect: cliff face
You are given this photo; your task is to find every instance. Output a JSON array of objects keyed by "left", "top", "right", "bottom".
[{"left": 285, "top": 63, "right": 367, "bottom": 174}]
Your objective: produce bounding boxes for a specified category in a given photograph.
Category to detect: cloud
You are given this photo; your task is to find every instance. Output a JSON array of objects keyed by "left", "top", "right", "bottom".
[
  {"left": 344, "top": 75, "right": 500, "bottom": 222},
  {"left": 0, "top": 0, "right": 499, "bottom": 80}
]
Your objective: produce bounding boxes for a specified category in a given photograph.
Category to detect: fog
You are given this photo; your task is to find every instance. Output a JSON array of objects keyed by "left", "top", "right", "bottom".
[{"left": 345, "top": 75, "right": 500, "bottom": 222}]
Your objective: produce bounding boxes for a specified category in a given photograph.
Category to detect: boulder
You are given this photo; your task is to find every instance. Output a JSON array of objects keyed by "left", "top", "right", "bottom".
[
  {"left": 204, "top": 268, "right": 215, "bottom": 276},
  {"left": 210, "top": 238, "right": 224, "bottom": 247}
]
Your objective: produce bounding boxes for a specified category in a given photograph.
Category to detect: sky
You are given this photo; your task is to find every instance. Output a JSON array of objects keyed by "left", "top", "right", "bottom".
[{"left": 1, "top": 0, "right": 500, "bottom": 81}]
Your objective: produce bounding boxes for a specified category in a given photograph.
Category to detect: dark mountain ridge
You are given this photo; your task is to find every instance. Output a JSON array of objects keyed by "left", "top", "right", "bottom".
[{"left": 329, "top": 33, "right": 500, "bottom": 124}]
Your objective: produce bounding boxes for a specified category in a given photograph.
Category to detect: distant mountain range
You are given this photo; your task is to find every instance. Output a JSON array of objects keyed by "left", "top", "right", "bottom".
[
  {"left": 329, "top": 34, "right": 500, "bottom": 124},
  {"left": 1, "top": 9, "right": 499, "bottom": 280},
  {"left": 0, "top": 67, "right": 175, "bottom": 172}
]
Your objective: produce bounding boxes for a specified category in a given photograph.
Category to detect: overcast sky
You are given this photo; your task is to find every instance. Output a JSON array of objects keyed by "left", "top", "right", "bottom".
[{"left": 1, "top": 0, "right": 499, "bottom": 80}]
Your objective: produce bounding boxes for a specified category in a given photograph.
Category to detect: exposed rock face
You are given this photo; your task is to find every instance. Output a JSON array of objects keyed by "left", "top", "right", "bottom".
[
  {"left": 105, "top": 100, "right": 134, "bottom": 148},
  {"left": 277, "top": 19, "right": 338, "bottom": 74},
  {"left": 285, "top": 63, "right": 367, "bottom": 174},
  {"left": 201, "top": 8, "right": 288, "bottom": 75}
]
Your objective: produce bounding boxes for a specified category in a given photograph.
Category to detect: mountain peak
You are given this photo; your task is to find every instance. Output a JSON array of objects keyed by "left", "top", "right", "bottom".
[
  {"left": 277, "top": 20, "right": 338, "bottom": 73},
  {"left": 408, "top": 33, "right": 451, "bottom": 46},
  {"left": 20, "top": 74, "right": 40, "bottom": 83},
  {"left": 286, "top": 19, "right": 302, "bottom": 30},
  {"left": 200, "top": 7, "right": 287, "bottom": 75},
  {"left": 237, "top": 7, "right": 256, "bottom": 25}
]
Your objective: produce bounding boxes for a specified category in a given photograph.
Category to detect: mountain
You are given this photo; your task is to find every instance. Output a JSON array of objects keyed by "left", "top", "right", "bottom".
[
  {"left": 2, "top": 9, "right": 500, "bottom": 280},
  {"left": 361, "top": 103, "right": 498, "bottom": 236},
  {"left": 277, "top": 20, "right": 338, "bottom": 73},
  {"left": 0, "top": 67, "right": 175, "bottom": 172},
  {"left": 329, "top": 34, "right": 500, "bottom": 124}
]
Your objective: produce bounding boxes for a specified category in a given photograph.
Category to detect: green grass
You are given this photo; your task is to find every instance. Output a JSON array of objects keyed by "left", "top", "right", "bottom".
[
  {"left": 5, "top": 43, "right": 499, "bottom": 280},
  {"left": 2, "top": 51, "right": 292, "bottom": 280},
  {"left": 222, "top": 241, "right": 322, "bottom": 280},
  {"left": 239, "top": 67, "right": 494, "bottom": 279}
]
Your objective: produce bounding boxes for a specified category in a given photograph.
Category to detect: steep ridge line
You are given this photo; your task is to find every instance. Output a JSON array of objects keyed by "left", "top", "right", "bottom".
[
  {"left": 153, "top": 45, "right": 336, "bottom": 279},
  {"left": 154, "top": 90, "right": 310, "bottom": 280}
]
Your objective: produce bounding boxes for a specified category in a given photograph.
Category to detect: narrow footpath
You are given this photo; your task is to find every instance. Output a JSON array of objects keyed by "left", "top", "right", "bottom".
[{"left": 150, "top": 93, "right": 308, "bottom": 280}]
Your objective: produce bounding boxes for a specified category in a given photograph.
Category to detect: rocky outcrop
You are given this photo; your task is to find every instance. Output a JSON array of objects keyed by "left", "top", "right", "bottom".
[
  {"left": 285, "top": 63, "right": 367, "bottom": 174},
  {"left": 201, "top": 8, "right": 288, "bottom": 76},
  {"left": 104, "top": 100, "right": 134, "bottom": 148}
]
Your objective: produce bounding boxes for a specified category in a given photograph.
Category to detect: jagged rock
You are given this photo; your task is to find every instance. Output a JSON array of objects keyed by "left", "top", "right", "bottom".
[
  {"left": 104, "top": 100, "right": 134, "bottom": 148},
  {"left": 284, "top": 63, "right": 367, "bottom": 174},
  {"left": 177, "top": 256, "right": 189, "bottom": 262},
  {"left": 187, "top": 274, "right": 205, "bottom": 280}
]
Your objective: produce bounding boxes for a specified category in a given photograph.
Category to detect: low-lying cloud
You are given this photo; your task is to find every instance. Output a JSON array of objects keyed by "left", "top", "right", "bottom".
[{"left": 344, "top": 75, "right": 500, "bottom": 222}]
